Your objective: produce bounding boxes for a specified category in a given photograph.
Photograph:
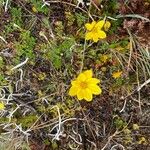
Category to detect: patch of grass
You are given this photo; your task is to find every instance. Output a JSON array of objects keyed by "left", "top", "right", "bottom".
[
  {"left": 40, "top": 37, "right": 75, "bottom": 69},
  {"left": 14, "top": 30, "right": 36, "bottom": 63},
  {"left": 4, "top": 7, "right": 23, "bottom": 34}
]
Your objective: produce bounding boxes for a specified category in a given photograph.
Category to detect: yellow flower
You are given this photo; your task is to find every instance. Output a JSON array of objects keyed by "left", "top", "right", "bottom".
[
  {"left": 104, "top": 21, "right": 111, "bottom": 31},
  {"left": 112, "top": 71, "right": 122, "bottom": 79},
  {"left": 100, "top": 54, "right": 110, "bottom": 63},
  {"left": 85, "top": 20, "right": 111, "bottom": 42},
  {"left": 32, "top": 6, "right": 38, "bottom": 13},
  {"left": 69, "top": 70, "right": 102, "bottom": 101},
  {"left": 0, "top": 102, "right": 5, "bottom": 110}
]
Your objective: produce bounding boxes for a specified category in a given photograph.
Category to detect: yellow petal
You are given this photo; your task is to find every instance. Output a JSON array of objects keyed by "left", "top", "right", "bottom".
[
  {"left": 87, "top": 78, "right": 100, "bottom": 84},
  {"left": 92, "top": 34, "right": 99, "bottom": 42},
  {"left": 85, "top": 32, "right": 93, "bottom": 40},
  {"left": 77, "top": 73, "right": 86, "bottom": 81},
  {"left": 85, "top": 21, "right": 96, "bottom": 31},
  {"left": 71, "top": 80, "right": 79, "bottom": 86},
  {"left": 88, "top": 85, "right": 102, "bottom": 95},
  {"left": 97, "top": 30, "right": 106, "bottom": 39},
  {"left": 77, "top": 89, "right": 85, "bottom": 100},
  {"left": 104, "top": 21, "right": 111, "bottom": 31},
  {"left": 95, "top": 20, "right": 105, "bottom": 29},
  {"left": 83, "top": 70, "right": 93, "bottom": 79},
  {"left": 84, "top": 88, "right": 93, "bottom": 101},
  {"left": 112, "top": 71, "right": 122, "bottom": 79},
  {"left": 69, "top": 86, "right": 78, "bottom": 96}
]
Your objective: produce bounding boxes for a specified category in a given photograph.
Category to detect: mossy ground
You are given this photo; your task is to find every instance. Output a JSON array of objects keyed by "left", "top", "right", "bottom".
[{"left": 0, "top": 0, "right": 150, "bottom": 149}]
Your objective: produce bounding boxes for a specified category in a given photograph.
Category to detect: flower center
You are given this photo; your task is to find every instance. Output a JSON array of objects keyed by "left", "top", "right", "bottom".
[
  {"left": 92, "top": 26, "right": 98, "bottom": 33},
  {"left": 80, "top": 81, "right": 88, "bottom": 89}
]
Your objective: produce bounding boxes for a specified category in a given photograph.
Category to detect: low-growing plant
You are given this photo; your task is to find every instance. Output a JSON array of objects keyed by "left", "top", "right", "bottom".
[{"left": 14, "top": 30, "right": 36, "bottom": 63}]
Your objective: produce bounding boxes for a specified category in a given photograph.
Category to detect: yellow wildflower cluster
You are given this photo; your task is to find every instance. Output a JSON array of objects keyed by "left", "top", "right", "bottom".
[
  {"left": 85, "top": 20, "right": 111, "bottom": 42},
  {"left": 69, "top": 70, "right": 102, "bottom": 101}
]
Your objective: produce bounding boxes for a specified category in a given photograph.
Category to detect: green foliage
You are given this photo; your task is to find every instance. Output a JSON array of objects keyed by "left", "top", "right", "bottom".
[
  {"left": 44, "top": 139, "right": 50, "bottom": 145},
  {"left": 0, "top": 117, "right": 9, "bottom": 124},
  {"left": 0, "top": 1, "right": 3, "bottom": 10},
  {"left": 0, "top": 74, "right": 7, "bottom": 86},
  {"left": 65, "top": 12, "right": 75, "bottom": 27},
  {"left": 14, "top": 30, "right": 36, "bottom": 63},
  {"left": 60, "top": 102, "right": 74, "bottom": 116},
  {"left": 99, "top": 42, "right": 110, "bottom": 53},
  {"left": 111, "top": 74, "right": 125, "bottom": 89},
  {"left": 53, "top": 38, "right": 75, "bottom": 68},
  {"left": 50, "top": 52, "right": 62, "bottom": 69},
  {"left": 75, "top": 12, "right": 86, "bottom": 27},
  {"left": 114, "top": 117, "right": 127, "bottom": 130},
  {"left": 29, "top": 0, "right": 49, "bottom": 14},
  {"left": 54, "top": 21, "right": 64, "bottom": 35},
  {"left": 4, "top": 7, "right": 23, "bottom": 34},
  {"left": 0, "top": 75, "right": 4, "bottom": 82},
  {"left": 42, "top": 17, "right": 51, "bottom": 29},
  {"left": 11, "top": 7, "right": 23, "bottom": 27},
  {"left": 41, "top": 37, "right": 75, "bottom": 69},
  {"left": 103, "top": 0, "right": 119, "bottom": 15},
  {"left": 17, "top": 115, "right": 37, "bottom": 128},
  {"left": 109, "top": 19, "right": 123, "bottom": 34},
  {"left": 51, "top": 141, "right": 59, "bottom": 149},
  {"left": 57, "top": 38, "right": 75, "bottom": 59},
  {"left": 4, "top": 23, "right": 14, "bottom": 34},
  {"left": 109, "top": 39, "right": 129, "bottom": 49}
]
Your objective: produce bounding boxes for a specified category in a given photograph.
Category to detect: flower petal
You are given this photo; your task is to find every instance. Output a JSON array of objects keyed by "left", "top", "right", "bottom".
[
  {"left": 69, "top": 86, "right": 78, "bottom": 96},
  {"left": 104, "top": 21, "right": 111, "bottom": 31},
  {"left": 77, "top": 89, "right": 84, "bottom": 100},
  {"left": 85, "top": 32, "right": 93, "bottom": 40},
  {"left": 83, "top": 70, "right": 93, "bottom": 79},
  {"left": 84, "top": 88, "right": 93, "bottom": 101},
  {"left": 95, "top": 20, "right": 105, "bottom": 29},
  {"left": 71, "top": 80, "right": 79, "bottom": 86},
  {"left": 87, "top": 78, "right": 100, "bottom": 84},
  {"left": 77, "top": 73, "right": 86, "bottom": 81},
  {"left": 88, "top": 85, "right": 102, "bottom": 95},
  {"left": 112, "top": 71, "right": 122, "bottom": 79},
  {"left": 92, "top": 34, "right": 99, "bottom": 42},
  {"left": 85, "top": 21, "right": 96, "bottom": 31},
  {"left": 97, "top": 30, "right": 106, "bottom": 39}
]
